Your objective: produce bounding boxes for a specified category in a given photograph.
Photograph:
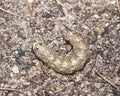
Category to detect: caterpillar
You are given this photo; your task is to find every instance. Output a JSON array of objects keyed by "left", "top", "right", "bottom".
[{"left": 32, "top": 28, "right": 89, "bottom": 74}]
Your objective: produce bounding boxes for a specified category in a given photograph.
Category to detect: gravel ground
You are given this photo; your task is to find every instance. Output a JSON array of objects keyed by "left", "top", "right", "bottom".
[{"left": 0, "top": 0, "right": 120, "bottom": 96}]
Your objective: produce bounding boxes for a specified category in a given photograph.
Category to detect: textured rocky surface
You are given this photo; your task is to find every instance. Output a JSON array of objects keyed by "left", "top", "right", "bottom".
[{"left": 0, "top": 0, "right": 120, "bottom": 96}]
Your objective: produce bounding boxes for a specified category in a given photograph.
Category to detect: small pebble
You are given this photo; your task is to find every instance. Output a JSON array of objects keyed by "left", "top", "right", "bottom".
[
  {"left": 28, "top": 0, "right": 33, "bottom": 3},
  {"left": 66, "top": 0, "right": 78, "bottom": 4},
  {"left": 12, "top": 65, "right": 19, "bottom": 74},
  {"left": 93, "top": 14, "right": 100, "bottom": 19},
  {"left": 82, "top": 24, "right": 89, "bottom": 30},
  {"left": 20, "top": 43, "right": 28, "bottom": 52}
]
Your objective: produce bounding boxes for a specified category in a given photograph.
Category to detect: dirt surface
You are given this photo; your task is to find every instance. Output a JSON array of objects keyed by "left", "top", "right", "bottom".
[{"left": 0, "top": 0, "right": 120, "bottom": 96}]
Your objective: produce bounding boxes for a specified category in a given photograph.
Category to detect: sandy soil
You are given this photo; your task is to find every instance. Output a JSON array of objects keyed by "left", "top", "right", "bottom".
[{"left": 0, "top": 0, "right": 120, "bottom": 96}]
